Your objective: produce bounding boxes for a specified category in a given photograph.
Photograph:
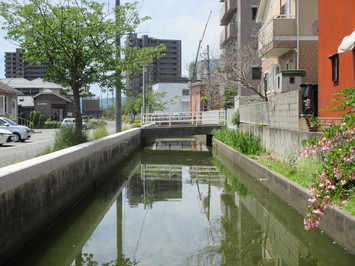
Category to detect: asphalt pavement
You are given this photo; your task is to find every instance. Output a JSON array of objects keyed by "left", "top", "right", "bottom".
[{"left": 0, "top": 120, "right": 120, "bottom": 169}]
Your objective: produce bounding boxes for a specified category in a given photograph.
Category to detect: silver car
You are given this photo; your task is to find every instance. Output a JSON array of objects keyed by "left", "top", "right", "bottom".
[
  {"left": 0, "top": 128, "right": 14, "bottom": 145},
  {"left": 0, "top": 117, "right": 32, "bottom": 142}
]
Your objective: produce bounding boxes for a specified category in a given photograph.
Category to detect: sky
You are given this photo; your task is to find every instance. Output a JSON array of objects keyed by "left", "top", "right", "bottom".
[{"left": 0, "top": 0, "right": 222, "bottom": 96}]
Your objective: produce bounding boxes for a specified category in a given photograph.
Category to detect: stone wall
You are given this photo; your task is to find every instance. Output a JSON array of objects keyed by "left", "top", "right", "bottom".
[{"left": 0, "top": 128, "right": 141, "bottom": 264}]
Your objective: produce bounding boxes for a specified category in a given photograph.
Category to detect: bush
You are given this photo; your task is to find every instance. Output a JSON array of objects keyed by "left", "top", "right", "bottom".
[
  {"left": 33, "top": 111, "right": 41, "bottom": 127},
  {"left": 231, "top": 111, "right": 240, "bottom": 126},
  {"left": 92, "top": 124, "right": 109, "bottom": 140},
  {"left": 53, "top": 127, "right": 88, "bottom": 151},
  {"left": 44, "top": 119, "right": 61, "bottom": 128},
  {"left": 212, "top": 127, "right": 264, "bottom": 156},
  {"left": 39, "top": 114, "right": 47, "bottom": 127}
]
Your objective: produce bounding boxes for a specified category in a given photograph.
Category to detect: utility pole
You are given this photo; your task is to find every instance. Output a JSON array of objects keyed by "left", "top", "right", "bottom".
[{"left": 115, "top": 0, "right": 122, "bottom": 132}]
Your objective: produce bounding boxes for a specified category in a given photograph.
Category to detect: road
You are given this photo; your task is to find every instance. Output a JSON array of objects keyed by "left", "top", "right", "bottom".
[
  {"left": 0, "top": 120, "right": 121, "bottom": 169},
  {"left": 0, "top": 128, "right": 59, "bottom": 168}
]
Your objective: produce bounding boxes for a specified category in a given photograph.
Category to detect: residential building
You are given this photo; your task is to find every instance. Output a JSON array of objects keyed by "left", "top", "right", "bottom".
[
  {"left": 1, "top": 78, "right": 64, "bottom": 96},
  {"left": 317, "top": 0, "right": 355, "bottom": 125},
  {"left": 82, "top": 97, "right": 101, "bottom": 119},
  {"left": 0, "top": 81, "right": 22, "bottom": 121},
  {"left": 152, "top": 83, "right": 190, "bottom": 113},
  {"left": 5, "top": 48, "right": 49, "bottom": 80},
  {"left": 219, "top": 0, "right": 262, "bottom": 97},
  {"left": 126, "top": 34, "right": 188, "bottom": 94},
  {"left": 33, "top": 89, "right": 73, "bottom": 121},
  {"left": 256, "top": 0, "right": 318, "bottom": 96}
]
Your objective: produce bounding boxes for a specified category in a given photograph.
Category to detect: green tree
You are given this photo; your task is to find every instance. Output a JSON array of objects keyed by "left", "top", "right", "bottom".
[{"left": 0, "top": 0, "right": 165, "bottom": 132}]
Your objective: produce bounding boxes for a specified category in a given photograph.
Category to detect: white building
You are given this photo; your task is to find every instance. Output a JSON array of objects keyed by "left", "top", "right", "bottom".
[{"left": 152, "top": 83, "right": 190, "bottom": 113}]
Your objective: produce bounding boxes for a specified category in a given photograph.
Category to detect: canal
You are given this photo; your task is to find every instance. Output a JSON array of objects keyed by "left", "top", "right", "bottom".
[{"left": 7, "top": 139, "right": 355, "bottom": 265}]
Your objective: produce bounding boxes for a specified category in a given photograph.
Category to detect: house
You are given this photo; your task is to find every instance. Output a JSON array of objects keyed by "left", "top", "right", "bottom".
[
  {"left": 317, "top": 0, "right": 355, "bottom": 125},
  {"left": 33, "top": 89, "right": 73, "bottom": 121},
  {"left": 151, "top": 83, "right": 190, "bottom": 113},
  {"left": 0, "top": 81, "right": 22, "bottom": 121},
  {"left": 256, "top": 0, "right": 318, "bottom": 96},
  {"left": 190, "top": 81, "right": 221, "bottom": 112},
  {"left": 82, "top": 96, "right": 101, "bottom": 119}
]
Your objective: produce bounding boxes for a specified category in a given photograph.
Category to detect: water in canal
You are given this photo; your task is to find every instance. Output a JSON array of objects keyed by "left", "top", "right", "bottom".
[{"left": 9, "top": 139, "right": 355, "bottom": 266}]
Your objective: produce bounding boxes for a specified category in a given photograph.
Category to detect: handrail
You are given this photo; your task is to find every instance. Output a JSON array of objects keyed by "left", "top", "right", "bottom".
[
  {"left": 18, "top": 116, "right": 33, "bottom": 129},
  {"left": 142, "top": 110, "right": 227, "bottom": 127}
]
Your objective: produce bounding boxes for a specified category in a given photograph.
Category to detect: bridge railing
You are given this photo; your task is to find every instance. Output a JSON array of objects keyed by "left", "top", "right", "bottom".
[{"left": 142, "top": 110, "right": 227, "bottom": 127}]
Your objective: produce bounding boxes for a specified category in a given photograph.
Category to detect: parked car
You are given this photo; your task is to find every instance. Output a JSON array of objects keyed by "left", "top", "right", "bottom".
[
  {"left": 61, "top": 118, "right": 89, "bottom": 129},
  {"left": 0, "top": 117, "right": 32, "bottom": 142},
  {"left": 0, "top": 128, "right": 14, "bottom": 146}
]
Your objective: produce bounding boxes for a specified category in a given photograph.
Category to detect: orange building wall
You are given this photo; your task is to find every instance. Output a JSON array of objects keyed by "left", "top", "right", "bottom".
[{"left": 318, "top": 0, "right": 355, "bottom": 121}]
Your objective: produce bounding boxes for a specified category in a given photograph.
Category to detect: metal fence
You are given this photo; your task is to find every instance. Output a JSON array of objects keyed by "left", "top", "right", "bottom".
[{"left": 142, "top": 110, "right": 227, "bottom": 127}]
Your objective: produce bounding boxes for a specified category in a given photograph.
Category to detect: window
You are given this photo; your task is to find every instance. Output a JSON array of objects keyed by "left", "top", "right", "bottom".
[
  {"left": 328, "top": 54, "right": 339, "bottom": 82},
  {"left": 11, "top": 99, "right": 16, "bottom": 119},
  {"left": 0, "top": 96, "right": 5, "bottom": 115},
  {"left": 252, "top": 7, "right": 258, "bottom": 20},
  {"left": 182, "top": 89, "right": 189, "bottom": 96},
  {"left": 264, "top": 71, "right": 270, "bottom": 93},
  {"left": 252, "top": 67, "right": 261, "bottom": 79}
]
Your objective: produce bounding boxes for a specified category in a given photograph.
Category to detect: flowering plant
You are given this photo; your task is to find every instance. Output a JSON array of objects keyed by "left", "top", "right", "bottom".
[{"left": 299, "top": 88, "right": 355, "bottom": 230}]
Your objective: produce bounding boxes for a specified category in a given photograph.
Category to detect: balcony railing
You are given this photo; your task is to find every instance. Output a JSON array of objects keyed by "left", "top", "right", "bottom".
[
  {"left": 258, "top": 15, "right": 296, "bottom": 56},
  {"left": 220, "top": 0, "right": 237, "bottom": 25}
]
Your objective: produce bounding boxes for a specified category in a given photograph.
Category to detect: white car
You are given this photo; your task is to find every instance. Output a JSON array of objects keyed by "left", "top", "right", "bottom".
[
  {"left": 0, "top": 128, "right": 14, "bottom": 146},
  {"left": 0, "top": 117, "right": 32, "bottom": 142},
  {"left": 61, "top": 118, "right": 89, "bottom": 129}
]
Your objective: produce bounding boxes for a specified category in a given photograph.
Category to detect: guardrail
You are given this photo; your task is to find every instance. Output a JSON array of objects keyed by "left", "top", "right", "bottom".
[
  {"left": 141, "top": 110, "right": 227, "bottom": 127},
  {"left": 18, "top": 116, "right": 33, "bottom": 129}
]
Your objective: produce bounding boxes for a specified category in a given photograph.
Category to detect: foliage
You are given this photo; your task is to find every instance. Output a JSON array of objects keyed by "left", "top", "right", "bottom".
[
  {"left": 200, "top": 96, "right": 208, "bottom": 104},
  {"left": 44, "top": 119, "right": 61, "bottom": 128},
  {"left": 38, "top": 114, "right": 47, "bottom": 127},
  {"left": 92, "top": 124, "right": 109, "bottom": 140},
  {"left": 212, "top": 127, "right": 265, "bottom": 156},
  {"left": 300, "top": 88, "right": 355, "bottom": 230},
  {"left": 307, "top": 115, "right": 320, "bottom": 127},
  {"left": 221, "top": 83, "right": 237, "bottom": 109},
  {"left": 31, "top": 111, "right": 41, "bottom": 127},
  {"left": 231, "top": 110, "right": 240, "bottom": 126},
  {"left": 81, "top": 253, "right": 139, "bottom": 266},
  {"left": 0, "top": 0, "right": 165, "bottom": 132},
  {"left": 124, "top": 90, "right": 176, "bottom": 116},
  {"left": 101, "top": 105, "right": 116, "bottom": 120},
  {"left": 53, "top": 127, "right": 88, "bottom": 151}
]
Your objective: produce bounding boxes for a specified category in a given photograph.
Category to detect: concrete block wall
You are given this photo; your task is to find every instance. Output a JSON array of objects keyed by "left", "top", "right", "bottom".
[
  {"left": 268, "top": 89, "right": 302, "bottom": 130},
  {"left": 240, "top": 123, "right": 321, "bottom": 160},
  {"left": 0, "top": 128, "right": 141, "bottom": 264}
]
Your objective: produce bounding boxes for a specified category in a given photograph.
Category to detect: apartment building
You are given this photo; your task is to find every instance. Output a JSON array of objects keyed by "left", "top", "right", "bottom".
[
  {"left": 256, "top": 0, "right": 318, "bottom": 96},
  {"left": 219, "top": 0, "right": 262, "bottom": 97},
  {"left": 5, "top": 48, "right": 49, "bottom": 80},
  {"left": 126, "top": 34, "right": 188, "bottom": 94}
]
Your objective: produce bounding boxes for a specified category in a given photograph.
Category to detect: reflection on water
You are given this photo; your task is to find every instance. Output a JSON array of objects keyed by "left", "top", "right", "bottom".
[{"left": 8, "top": 140, "right": 355, "bottom": 266}]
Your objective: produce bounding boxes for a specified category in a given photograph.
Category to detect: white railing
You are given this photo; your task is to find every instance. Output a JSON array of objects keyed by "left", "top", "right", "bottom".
[{"left": 142, "top": 110, "right": 227, "bottom": 127}]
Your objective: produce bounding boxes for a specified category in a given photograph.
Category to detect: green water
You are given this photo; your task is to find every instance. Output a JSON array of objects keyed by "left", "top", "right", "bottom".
[{"left": 8, "top": 141, "right": 355, "bottom": 266}]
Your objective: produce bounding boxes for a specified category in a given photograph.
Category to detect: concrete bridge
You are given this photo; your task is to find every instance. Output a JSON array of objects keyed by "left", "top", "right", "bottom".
[{"left": 141, "top": 110, "right": 226, "bottom": 145}]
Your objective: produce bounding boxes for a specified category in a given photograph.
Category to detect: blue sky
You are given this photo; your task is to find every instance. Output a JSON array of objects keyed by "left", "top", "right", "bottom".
[{"left": 0, "top": 0, "right": 221, "bottom": 96}]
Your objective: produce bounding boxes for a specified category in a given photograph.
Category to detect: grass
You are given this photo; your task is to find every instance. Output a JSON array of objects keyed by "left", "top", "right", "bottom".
[
  {"left": 92, "top": 124, "right": 109, "bottom": 140},
  {"left": 212, "top": 128, "right": 355, "bottom": 215}
]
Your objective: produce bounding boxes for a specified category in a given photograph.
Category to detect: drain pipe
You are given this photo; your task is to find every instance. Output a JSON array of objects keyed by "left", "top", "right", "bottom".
[{"left": 296, "top": 0, "right": 300, "bottom": 70}]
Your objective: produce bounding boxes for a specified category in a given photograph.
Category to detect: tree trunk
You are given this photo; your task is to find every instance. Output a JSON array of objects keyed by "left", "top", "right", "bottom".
[{"left": 72, "top": 84, "right": 82, "bottom": 132}]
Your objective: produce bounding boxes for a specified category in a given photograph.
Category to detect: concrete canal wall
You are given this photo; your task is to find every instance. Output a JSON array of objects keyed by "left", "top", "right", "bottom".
[
  {"left": 0, "top": 128, "right": 141, "bottom": 264},
  {"left": 213, "top": 139, "right": 355, "bottom": 256}
]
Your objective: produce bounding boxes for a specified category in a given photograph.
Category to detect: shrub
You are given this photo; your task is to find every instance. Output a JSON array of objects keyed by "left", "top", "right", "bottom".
[
  {"left": 33, "top": 111, "right": 41, "bottom": 127},
  {"left": 53, "top": 127, "right": 88, "bottom": 151},
  {"left": 231, "top": 111, "right": 240, "bottom": 126},
  {"left": 44, "top": 119, "right": 61, "bottom": 128},
  {"left": 300, "top": 87, "right": 355, "bottom": 230},
  {"left": 212, "top": 127, "right": 264, "bottom": 156},
  {"left": 92, "top": 124, "right": 109, "bottom": 140},
  {"left": 38, "top": 114, "right": 47, "bottom": 127}
]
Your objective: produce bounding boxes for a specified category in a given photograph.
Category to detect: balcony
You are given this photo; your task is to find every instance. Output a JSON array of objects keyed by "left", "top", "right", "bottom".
[
  {"left": 258, "top": 15, "right": 296, "bottom": 58},
  {"left": 220, "top": 23, "right": 237, "bottom": 48},
  {"left": 220, "top": 0, "right": 237, "bottom": 26}
]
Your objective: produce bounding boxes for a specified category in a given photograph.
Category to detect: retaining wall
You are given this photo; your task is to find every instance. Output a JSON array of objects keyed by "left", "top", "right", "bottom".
[
  {"left": 0, "top": 128, "right": 141, "bottom": 264},
  {"left": 213, "top": 139, "right": 355, "bottom": 255}
]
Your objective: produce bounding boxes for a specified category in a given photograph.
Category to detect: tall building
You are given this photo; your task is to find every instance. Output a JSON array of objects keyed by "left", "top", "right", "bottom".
[
  {"left": 126, "top": 34, "right": 188, "bottom": 94},
  {"left": 219, "top": 0, "right": 262, "bottom": 98},
  {"left": 5, "top": 48, "right": 49, "bottom": 80}
]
